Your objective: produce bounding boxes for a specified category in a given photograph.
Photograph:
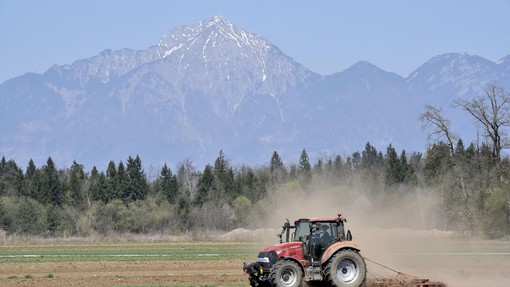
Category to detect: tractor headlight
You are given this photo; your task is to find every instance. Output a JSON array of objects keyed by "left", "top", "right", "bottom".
[{"left": 257, "top": 257, "right": 270, "bottom": 263}]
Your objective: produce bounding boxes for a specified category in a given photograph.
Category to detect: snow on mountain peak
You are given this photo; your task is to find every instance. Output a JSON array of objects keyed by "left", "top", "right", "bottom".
[
  {"left": 157, "top": 16, "right": 261, "bottom": 50},
  {"left": 207, "top": 15, "right": 232, "bottom": 26},
  {"left": 151, "top": 16, "right": 295, "bottom": 89},
  {"left": 137, "top": 16, "right": 316, "bottom": 120}
]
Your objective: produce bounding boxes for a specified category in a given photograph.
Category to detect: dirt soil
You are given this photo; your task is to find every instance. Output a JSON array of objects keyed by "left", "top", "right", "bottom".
[
  {"left": 355, "top": 228, "right": 510, "bottom": 287},
  {"left": 1, "top": 230, "right": 510, "bottom": 287},
  {"left": 0, "top": 259, "right": 246, "bottom": 287}
]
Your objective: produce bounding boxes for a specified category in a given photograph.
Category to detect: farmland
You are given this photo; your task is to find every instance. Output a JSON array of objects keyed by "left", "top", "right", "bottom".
[
  {"left": 0, "top": 241, "right": 262, "bottom": 287},
  {"left": 0, "top": 235, "right": 509, "bottom": 287}
]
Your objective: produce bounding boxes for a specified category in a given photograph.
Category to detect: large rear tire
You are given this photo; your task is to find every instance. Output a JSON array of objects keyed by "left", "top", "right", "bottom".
[
  {"left": 270, "top": 260, "right": 303, "bottom": 287},
  {"left": 324, "top": 249, "right": 366, "bottom": 287}
]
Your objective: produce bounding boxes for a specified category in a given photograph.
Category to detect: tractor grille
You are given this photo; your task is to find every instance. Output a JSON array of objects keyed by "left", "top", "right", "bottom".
[{"left": 257, "top": 251, "right": 278, "bottom": 268}]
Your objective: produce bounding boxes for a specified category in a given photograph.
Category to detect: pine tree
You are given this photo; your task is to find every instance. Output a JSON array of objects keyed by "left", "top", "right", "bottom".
[
  {"left": 157, "top": 163, "right": 179, "bottom": 204},
  {"left": 126, "top": 155, "right": 149, "bottom": 201},
  {"left": 298, "top": 148, "right": 312, "bottom": 186},
  {"left": 361, "top": 143, "right": 384, "bottom": 183},
  {"left": 40, "top": 157, "right": 64, "bottom": 206},
  {"left": 23, "top": 159, "right": 39, "bottom": 198},
  {"left": 333, "top": 155, "right": 344, "bottom": 175},
  {"left": 214, "top": 150, "right": 228, "bottom": 179},
  {"left": 0, "top": 156, "right": 6, "bottom": 182},
  {"left": 26, "top": 160, "right": 42, "bottom": 200},
  {"left": 399, "top": 150, "right": 411, "bottom": 183},
  {"left": 90, "top": 167, "right": 109, "bottom": 203},
  {"left": 314, "top": 159, "right": 324, "bottom": 176},
  {"left": 270, "top": 151, "right": 287, "bottom": 183},
  {"left": 195, "top": 164, "right": 215, "bottom": 206},
  {"left": 0, "top": 156, "right": 5, "bottom": 177},
  {"left": 384, "top": 144, "right": 400, "bottom": 186},
  {"left": 237, "top": 166, "right": 256, "bottom": 201},
  {"left": 361, "top": 142, "right": 380, "bottom": 170},
  {"left": 407, "top": 152, "right": 422, "bottom": 185},
  {"left": 0, "top": 159, "right": 23, "bottom": 197},
  {"left": 351, "top": 152, "right": 361, "bottom": 170},
  {"left": 213, "top": 150, "right": 236, "bottom": 201},
  {"left": 116, "top": 161, "right": 131, "bottom": 201},
  {"left": 423, "top": 142, "right": 453, "bottom": 182},
  {"left": 177, "top": 196, "right": 191, "bottom": 230},
  {"left": 67, "top": 160, "right": 85, "bottom": 207},
  {"left": 224, "top": 167, "right": 237, "bottom": 201},
  {"left": 455, "top": 139, "right": 465, "bottom": 157},
  {"left": 106, "top": 161, "right": 117, "bottom": 202}
]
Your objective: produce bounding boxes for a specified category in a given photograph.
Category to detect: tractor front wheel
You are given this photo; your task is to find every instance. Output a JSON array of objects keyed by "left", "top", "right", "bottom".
[
  {"left": 270, "top": 260, "right": 303, "bottom": 287},
  {"left": 324, "top": 249, "right": 366, "bottom": 287}
]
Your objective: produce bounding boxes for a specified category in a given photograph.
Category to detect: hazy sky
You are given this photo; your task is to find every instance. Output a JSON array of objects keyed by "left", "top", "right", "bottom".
[{"left": 1, "top": 0, "right": 509, "bottom": 84}]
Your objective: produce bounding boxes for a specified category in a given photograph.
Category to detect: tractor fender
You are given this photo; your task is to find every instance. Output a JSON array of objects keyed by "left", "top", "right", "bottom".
[{"left": 320, "top": 241, "right": 361, "bottom": 264}]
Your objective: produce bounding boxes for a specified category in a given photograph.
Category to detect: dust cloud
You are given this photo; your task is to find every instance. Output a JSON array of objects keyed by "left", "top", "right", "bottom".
[{"left": 252, "top": 183, "right": 510, "bottom": 287}]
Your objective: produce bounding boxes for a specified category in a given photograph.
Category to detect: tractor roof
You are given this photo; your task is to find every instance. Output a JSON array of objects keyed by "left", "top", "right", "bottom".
[{"left": 294, "top": 216, "right": 346, "bottom": 224}]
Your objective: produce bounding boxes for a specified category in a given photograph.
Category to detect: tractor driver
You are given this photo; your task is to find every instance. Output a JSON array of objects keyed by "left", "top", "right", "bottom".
[
  {"left": 312, "top": 223, "right": 333, "bottom": 257},
  {"left": 314, "top": 223, "right": 332, "bottom": 244},
  {"left": 319, "top": 224, "right": 332, "bottom": 243}
]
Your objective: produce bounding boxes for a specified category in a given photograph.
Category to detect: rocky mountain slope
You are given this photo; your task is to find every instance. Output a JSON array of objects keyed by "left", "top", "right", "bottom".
[{"left": 1, "top": 16, "right": 509, "bottom": 169}]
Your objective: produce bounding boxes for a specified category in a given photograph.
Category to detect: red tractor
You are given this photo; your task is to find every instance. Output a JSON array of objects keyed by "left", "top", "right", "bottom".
[{"left": 243, "top": 213, "right": 366, "bottom": 287}]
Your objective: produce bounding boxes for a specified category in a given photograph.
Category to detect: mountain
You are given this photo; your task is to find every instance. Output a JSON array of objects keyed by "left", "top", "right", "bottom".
[
  {"left": 1, "top": 16, "right": 509, "bottom": 169},
  {"left": 406, "top": 53, "right": 510, "bottom": 142},
  {"left": 407, "top": 53, "right": 501, "bottom": 104},
  {"left": 295, "top": 61, "right": 417, "bottom": 154}
]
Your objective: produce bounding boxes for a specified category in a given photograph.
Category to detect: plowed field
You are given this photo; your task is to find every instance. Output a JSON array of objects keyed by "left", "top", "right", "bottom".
[
  {"left": 0, "top": 242, "right": 258, "bottom": 287},
  {"left": 1, "top": 237, "right": 509, "bottom": 287}
]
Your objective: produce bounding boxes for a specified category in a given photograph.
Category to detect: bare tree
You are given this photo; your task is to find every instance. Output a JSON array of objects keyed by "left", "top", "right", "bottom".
[
  {"left": 419, "top": 104, "right": 457, "bottom": 155},
  {"left": 420, "top": 105, "right": 468, "bottom": 217},
  {"left": 454, "top": 82, "right": 510, "bottom": 161},
  {"left": 177, "top": 158, "right": 198, "bottom": 201}
]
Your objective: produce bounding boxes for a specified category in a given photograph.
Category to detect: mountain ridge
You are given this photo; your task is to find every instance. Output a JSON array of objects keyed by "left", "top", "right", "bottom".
[{"left": 1, "top": 16, "right": 509, "bottom": 169}]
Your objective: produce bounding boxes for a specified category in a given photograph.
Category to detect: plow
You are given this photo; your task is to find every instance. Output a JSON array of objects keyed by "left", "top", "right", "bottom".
[
  {"left": 243, "top": 212, "right": 446, "bottom": 287},
  {"left": 364, "top": 257, "right": 446, "bottom": 287}
]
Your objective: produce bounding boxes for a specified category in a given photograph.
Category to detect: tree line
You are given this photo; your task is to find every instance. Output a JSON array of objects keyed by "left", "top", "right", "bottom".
[{"left": 0, "top": 83, "right": 509, "bottom": 239}]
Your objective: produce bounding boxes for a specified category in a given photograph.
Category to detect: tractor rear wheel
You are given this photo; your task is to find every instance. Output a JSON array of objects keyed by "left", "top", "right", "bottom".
[
  {"left": 270, "top": 260, "right": 303, "bottom": 287},
  {"left": 324, "top": 249, "right": 366, "bottom": 287}
]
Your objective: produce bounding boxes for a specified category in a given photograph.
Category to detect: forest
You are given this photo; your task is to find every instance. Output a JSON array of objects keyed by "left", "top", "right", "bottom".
[{"left": 0, "top": 83, "right": 509, "bottom": 239}]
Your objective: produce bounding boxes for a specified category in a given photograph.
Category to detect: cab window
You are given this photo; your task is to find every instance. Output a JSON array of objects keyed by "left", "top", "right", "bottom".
[{"left": 293, "top": 220, "right": 310, "bottom": 241}]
